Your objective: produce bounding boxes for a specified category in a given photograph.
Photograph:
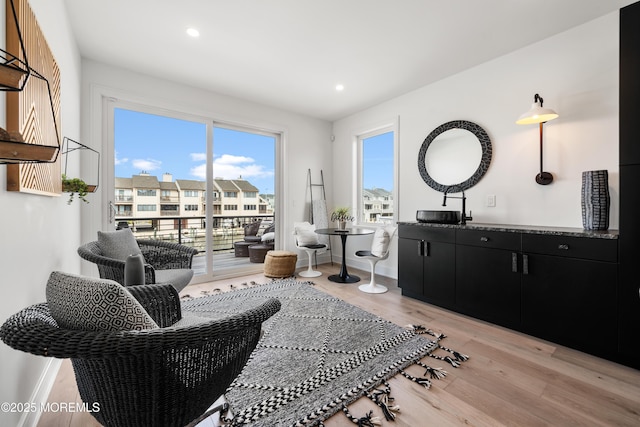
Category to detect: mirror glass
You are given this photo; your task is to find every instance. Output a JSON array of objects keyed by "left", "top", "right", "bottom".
[
  {"left": 418, "top": 120, "right": 492, "bottom": 192},
  {"left": 425, "top": 128, "right": 482, "bottom": 186}
]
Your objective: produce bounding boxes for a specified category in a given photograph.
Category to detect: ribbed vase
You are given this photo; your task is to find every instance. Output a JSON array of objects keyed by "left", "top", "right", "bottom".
[
  {"left": 124, "top": 254, "right": 145, "bottom": 286},
  {"left": 581, "top": 170, "right": 610, "bottom": 230}
]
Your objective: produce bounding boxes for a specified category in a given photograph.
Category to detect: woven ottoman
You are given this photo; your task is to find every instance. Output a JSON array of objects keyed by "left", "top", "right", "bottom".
[
  {"left": 264, "top": 250, "right": 297, "bottom": 278},
  {"left": 249, "top": 244, "right": 272, "bottom": 263},
  {"left": 234, "top": 241, "right": 252, "bottom": 257}
]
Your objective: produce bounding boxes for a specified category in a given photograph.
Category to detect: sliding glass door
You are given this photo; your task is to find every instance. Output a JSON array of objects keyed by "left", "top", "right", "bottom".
[{"left": 107, "top": 100, "right": 277, "bottom": 282}]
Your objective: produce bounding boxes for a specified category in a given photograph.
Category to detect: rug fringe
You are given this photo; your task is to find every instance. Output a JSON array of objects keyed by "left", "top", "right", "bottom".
[
  {"left": 366, "top": 382, "right": 400, "bottom": 421},
  {"left": 342, "top": 408, "right": 383, "bottom": 426}
]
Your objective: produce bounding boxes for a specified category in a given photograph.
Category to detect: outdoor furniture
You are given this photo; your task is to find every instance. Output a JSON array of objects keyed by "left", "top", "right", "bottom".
[
  {"left": 0, "top": 272, "right": 281, "bottom": 427},
  {"left": 355, "top": 226, "right": 397, "bottom": 294},
  {"left": 234, "top": 241, "right": 253, "bottom": 257},
  {"left": 249, "top": 244, "right": 272, "bottom": 263},
  {"left": 264, "top": 250, "right": 297, "bottom": 278},
  {"left": 78, "top": 229, "right": 198, "bottom": 292},
  {"left": 243, "top": 220, "right": 263, "bottom": 244}
]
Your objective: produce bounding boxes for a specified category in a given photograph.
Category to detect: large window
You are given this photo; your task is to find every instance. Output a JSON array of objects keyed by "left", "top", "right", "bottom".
[{"left": 358, "top": 128, "right": 395, "bottom": 225}]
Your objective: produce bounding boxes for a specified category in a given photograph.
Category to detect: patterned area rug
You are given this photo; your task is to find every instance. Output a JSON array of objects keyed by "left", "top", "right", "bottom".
[{"left": 182, "top": 279, "right": 468, "bottom": 426}]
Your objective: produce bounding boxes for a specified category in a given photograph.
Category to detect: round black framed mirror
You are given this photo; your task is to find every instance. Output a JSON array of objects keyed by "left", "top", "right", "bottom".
[{"left": 418, "top": 120, "right": 492, "bottom": 192}]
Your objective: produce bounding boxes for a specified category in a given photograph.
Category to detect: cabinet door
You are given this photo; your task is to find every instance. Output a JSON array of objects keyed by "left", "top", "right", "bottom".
[
  {"left": 522, "top": 254, "right": 618, "bottom": 358},
  {"left": 423, "top": 240, "right": 456, "bottom": 308},
  {"left": 456, "top": 245, "right": 521, "bottom": 328},
  {"left": 398, "top": 237, "right": 424, "bottom": 297}
]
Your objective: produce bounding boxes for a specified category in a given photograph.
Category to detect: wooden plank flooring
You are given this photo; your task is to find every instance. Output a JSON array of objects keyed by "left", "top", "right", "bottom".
[{"left": 38, "top": 264, "right": 640, "bottom": 426}]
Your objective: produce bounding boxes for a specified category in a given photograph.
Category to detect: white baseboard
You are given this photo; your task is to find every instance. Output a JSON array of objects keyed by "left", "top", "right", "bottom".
[{"left": 18, "top": 358, "right": 62, "bottom": 427}]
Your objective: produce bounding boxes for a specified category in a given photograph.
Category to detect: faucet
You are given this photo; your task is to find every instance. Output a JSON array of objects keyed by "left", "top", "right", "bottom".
[{"left": 442, "top": 185, "right": 473, "bottom": 225}]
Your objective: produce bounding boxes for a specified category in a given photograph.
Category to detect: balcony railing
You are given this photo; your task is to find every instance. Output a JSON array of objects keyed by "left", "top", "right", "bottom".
[{"left": 115, "top": 214, "right": 274, "bottom": 253}]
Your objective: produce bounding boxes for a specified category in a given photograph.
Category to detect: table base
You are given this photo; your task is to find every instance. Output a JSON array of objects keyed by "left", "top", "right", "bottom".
[{"left": 328, "top": 274, "right": 360, "bottom": 284}]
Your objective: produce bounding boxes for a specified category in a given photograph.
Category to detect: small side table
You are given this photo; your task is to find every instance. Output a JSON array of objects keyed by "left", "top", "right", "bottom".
[{"left": 315, "top": 227, "right": 374, "bottom": 283}]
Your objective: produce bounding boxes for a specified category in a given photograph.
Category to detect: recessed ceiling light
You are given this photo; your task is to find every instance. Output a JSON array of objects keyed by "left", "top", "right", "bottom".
[
  {"left": 335, "top": 84, "right": 344, "bottom": 91},
  {"left": 186, "top": 28, "right": 200, "bottom": 38}
]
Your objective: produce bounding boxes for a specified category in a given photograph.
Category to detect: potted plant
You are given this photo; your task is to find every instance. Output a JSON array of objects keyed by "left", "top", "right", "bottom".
[
  {"left": 62, "top": 174, "right": 90, "bottom": 204},
  {"left": 331, "top": 207, "right": 353, "bottom": 230}
]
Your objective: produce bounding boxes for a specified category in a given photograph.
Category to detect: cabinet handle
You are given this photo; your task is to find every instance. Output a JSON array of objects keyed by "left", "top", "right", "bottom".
[
  {"left": 425, "top": 241, "right": 430, "bottom": 256},
  {"left": 480, "top": 236, "right": 489, "bottom": 242},
  {"left": 512, "top": 252, "right": 518, "bottom": 273},
  {"left": 558, "top": 244, "right": 569, "bottom": 250},
  {"left": 523, "top": 254, "right": 529, "bottom": 275}
]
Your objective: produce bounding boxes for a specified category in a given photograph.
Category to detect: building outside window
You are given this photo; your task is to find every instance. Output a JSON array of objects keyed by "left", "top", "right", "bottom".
[
  {"left": 137, "top": 204, "right": 157, "bottom": 212},
  {"left": 224, "top": 204, "right": 238, "bottom": 211},
  {"left": 244, "top": 205, "right": 257, "bottom": 210},
  {"left": 358, "top": 126, "right": 395, "bottom": 225},
  {"left": 184, "top": 204, "right": 199, "bottom": 211},
  {"left": 184, "top": 190, "right": 199, "bottom": 197},
  {"left": 137, "top": 189, "right": 156, "bottom": 197},
  {"left": 224, "top": 191, "right": 237, "bottom": 198}
]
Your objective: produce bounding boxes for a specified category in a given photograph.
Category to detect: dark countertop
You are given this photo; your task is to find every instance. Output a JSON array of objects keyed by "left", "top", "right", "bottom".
[{"left": 397, "top": 221, "right": 619, "bottom": 239}]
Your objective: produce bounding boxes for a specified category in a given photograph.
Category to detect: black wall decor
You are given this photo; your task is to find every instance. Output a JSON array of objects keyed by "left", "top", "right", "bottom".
[{"left": 418, "top": 120, "right": 492, "bottom": 192}]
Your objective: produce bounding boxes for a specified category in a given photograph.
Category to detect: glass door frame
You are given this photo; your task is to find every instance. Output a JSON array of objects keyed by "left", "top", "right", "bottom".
[{"left": 102, "top": 97, "right": 284, "bottom": 283}]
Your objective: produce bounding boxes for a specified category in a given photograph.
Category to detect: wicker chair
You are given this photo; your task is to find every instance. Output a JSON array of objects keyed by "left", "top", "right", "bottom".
[
  {"left": 0, "top": 280, "right": 281, "bottom": 427},
  {"left": 78, "top": 239, "right": 198, "bottom": 292}
]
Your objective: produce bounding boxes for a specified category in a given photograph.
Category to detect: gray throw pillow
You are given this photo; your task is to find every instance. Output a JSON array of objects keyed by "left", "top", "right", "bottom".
[
  {"left": 46, "top": 271, "right": 158, "bottom": 331},
  {"left": 97, "top": 228, "right": 143, "bottom": 261}
]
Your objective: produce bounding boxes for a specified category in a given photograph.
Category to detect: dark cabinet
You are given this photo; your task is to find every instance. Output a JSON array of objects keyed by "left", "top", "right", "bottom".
[
  {"left": 521, "top": 234, "right": 618, "bottom": 358},
  {"left": 455, "top": 229, "right": 521, "bottom": 329},
  {"left": 619, "top": 2, "right": 640, "bottom": 368},
  {"left": 398, "top": 226, "right": 455, "bottom": 308},
  {"left": 398, "top": 223, "right": 624, "bottom": 366}
]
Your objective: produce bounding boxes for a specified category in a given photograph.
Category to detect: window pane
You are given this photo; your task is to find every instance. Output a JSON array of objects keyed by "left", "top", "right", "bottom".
[{"left": 361, "top": 131, "right": 394, "bottom": 224}]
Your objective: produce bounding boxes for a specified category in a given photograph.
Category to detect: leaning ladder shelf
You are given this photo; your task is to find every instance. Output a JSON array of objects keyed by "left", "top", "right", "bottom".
[{"left": 307, "top": 169, "right": 332, "bottom": 264}]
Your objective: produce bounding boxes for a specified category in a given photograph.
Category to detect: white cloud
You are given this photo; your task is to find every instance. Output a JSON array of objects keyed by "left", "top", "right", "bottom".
[
  {"left": 190, "top": 152, "right": 206, "bottom": 161},
  {"left": 190, "top": 153, "right": 273, "bottom": 180},
  {"left": 115, "top": 151, "right": 128, "bottom": 165},
  {"left": 132, "top": 158, "right": 162, "bottom": 171}
]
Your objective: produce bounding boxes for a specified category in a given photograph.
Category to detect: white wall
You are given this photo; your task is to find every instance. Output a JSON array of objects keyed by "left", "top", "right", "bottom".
[
  {"left": 332, "top": 12, "right": 621, "bottom": 278},
  {"left": 79, "top": 59, "right": 333, "bottom": 275},
  {"left": 0, "top": 1, "right": 82, "bottom": 426}
]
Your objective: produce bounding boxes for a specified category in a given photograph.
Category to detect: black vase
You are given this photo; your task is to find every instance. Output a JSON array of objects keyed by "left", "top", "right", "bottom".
[
  {"left": 581, "top": 170, "right": 610, "bottom": 230},
  {"left": 124, "top": 254, "right": 145, "bottom": 286}
]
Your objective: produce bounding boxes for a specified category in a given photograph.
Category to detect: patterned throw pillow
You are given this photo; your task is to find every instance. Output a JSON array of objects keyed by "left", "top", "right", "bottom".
[
  {"left": 371, "top": 228, "right": 391, "bottom": 257},
  {"left": 46, "top": 271, "right": 158, "bottom": 331},
  {"left": 97, "top": 228, "right": 143, "bottom": 261}
]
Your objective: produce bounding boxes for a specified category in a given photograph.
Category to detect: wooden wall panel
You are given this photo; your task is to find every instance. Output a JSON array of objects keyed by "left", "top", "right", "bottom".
[{"left": 5, "top": 0, "right": 61, "bottom": 195}]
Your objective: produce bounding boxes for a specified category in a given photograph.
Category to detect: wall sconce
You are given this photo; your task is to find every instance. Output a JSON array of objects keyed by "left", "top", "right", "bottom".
[{"left": 516, "top": 93, "right": 559, "bottom": 185}]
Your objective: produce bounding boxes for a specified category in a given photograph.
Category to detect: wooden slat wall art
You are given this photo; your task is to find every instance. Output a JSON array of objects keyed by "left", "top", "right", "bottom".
[{"left": 5, "top": 0, "right": 61, "bottom": 195}]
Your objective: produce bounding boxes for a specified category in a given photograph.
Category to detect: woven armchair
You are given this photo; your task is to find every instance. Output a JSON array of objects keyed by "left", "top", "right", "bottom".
[
  {"left": 78, "top": 239, "right": 198, "bottom": 292},
  {"left": 0, "top": 281, "right": 281, "bottom": 427}
]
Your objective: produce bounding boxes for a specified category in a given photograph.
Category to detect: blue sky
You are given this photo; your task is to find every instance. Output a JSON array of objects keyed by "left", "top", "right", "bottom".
[
  {"left": 114, "top": 108, "right": 276, "bottom": 194},
  {"left": 362, "top": 131, "right": 394, "bottom": 192},
  {"left": 115, "top": 108, "right": 393, "bottom": 194}
]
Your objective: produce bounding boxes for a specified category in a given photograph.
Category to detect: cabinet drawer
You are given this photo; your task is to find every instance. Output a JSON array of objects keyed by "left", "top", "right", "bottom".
[
  {"left": 522, "top": 233, "right": 618, "bottom": 262},
  {"left": 456, "top": 229, "right": 520, "bottom": 250},
  {"left": 399, "top": 225, "right": 455, "bottom": 243}
]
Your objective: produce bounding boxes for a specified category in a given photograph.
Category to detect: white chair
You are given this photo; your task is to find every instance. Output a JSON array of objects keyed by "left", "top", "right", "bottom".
[
  {"left": 356, "top": 226, "right": 397, "bottom": 294},
  {"left": 293, "top": 222, "right": 327, "bottom": 278}
]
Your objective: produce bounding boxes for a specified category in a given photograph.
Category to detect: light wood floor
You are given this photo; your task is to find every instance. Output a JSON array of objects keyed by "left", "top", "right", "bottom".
[{"left": 39, "top": 264, "right": 640, "bottom": 427}]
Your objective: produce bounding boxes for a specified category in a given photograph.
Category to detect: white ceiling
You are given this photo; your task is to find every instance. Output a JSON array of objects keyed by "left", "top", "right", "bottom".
[{"left": 63, "top": 0, "right": 635, "bottom": 122}]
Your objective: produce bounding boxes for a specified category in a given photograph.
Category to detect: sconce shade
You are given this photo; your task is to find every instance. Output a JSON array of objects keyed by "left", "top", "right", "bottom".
[{"left": 516, "top": 94, "right": 559, "bottom": 125}]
